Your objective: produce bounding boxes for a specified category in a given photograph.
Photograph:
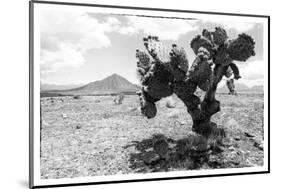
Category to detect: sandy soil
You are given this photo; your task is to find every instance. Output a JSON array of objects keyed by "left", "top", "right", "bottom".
[{"left": 40, "top": 93, "right": 264, "bottom": 179}]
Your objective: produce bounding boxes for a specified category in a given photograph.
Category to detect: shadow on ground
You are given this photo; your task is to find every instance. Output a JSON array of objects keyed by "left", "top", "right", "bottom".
[{"left": 123, "top": 132, "right": 230, "bottom": 173}]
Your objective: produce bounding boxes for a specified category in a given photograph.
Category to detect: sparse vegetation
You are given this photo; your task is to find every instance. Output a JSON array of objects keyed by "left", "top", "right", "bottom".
[
  {"left": 40, "top": 93, "right": 264, "bottom": 179},
  {"left": 113, "top": 94, "right": 125, "bottom": 105},
  {"left": 226, "top": 79, "right": 237, "bottom": 95}
]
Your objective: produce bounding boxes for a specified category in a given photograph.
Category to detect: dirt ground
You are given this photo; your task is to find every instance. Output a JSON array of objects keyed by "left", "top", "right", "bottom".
[{"left": 40, "top": 93, "right": 264, "bottom": 179}]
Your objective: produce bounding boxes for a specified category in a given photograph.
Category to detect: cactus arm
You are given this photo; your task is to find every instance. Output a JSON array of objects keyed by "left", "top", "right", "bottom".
[
  {"left": 229, "top": 63, "right": 241, "bottom": 80},
  {"left": 143, "top": 36, "right": 162, "bottom": 64},
  {"left": 168, "top": 45, "right": 189, "bottom": 81}
]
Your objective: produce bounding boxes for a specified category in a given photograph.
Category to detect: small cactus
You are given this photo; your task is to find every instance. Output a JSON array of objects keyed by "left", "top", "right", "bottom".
[
  {"left": 226, "top": 78, "right": 237, "bottom": 95},
  {"left": 113, "top": 93, "right": 125, "bottom": 105}
]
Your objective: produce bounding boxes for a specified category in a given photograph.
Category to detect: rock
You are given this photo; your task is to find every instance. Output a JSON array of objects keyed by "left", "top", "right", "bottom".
[
  {"left": 246, "top": 159, "right": 255, "bottom": 167},
  {"left": 179, "top": 120, "right": 186, "bottom": 125},
  {"left": 62, "top": 114, "right": 67, "bottom": 119},
  {"left": 42, "top": 120, "right": 49, "bottom": 126},
  {"left": 167, "top": 110, "right": 180, "bottom": 118},
  {"left": 168, "top": 113, "right": 179, "bottom": 119},
  {"left": 228, "top": 146, "right": 235, "bottom": 151},
  {"left": 129, "top": 107, "right": 138, "bottom": 112},
  {"left": 234, "top": 136, "right": 241, "bottom": 141},
  {"left": 253, "top": 141, "right": 263, "bottom": 150},
  {"left": 244, "top": 132, "right": 255, "bottom": 138},
  {"left": 239, "top": 150, "right": 245, "bottom": 154},
  {"left": 145, "top": 147, "right": 154, "bottom": 152},
  {"left": 165, "top": 98, "right": 176, "bottom": 108},
  {"left": 209, "top": 155, "right": 217, "bottom": 162},
  {"left": 73, "top": 95, "right": 81, "bottom": 99},
  {"left": 76, "top": 124, "right": 82, "bottom": 129}
]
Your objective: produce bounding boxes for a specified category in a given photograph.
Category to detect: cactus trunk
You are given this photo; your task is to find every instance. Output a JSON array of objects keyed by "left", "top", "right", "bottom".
[{"left": 173, "top": 64, "right": 226, "bottom": 136}]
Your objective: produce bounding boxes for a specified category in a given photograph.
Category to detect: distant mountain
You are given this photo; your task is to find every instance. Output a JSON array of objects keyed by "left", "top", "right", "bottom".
[
  {"left": 251, "top": 85, "right": 264, "bottom": 91},
  {"left": 68, "top": 74, "right": 139, "bottom": 95},
  {"left": 41, "top": 83, "right": 85, "bottom": 91},
  {"left": 217, "top": 83, "right": 263, "bottom": 93},
  {"left": 217, "top": 83, "right": 249, "bottom": 93},
  {"left": 41, "top": 74, "right": 140, "bottom": 96}
]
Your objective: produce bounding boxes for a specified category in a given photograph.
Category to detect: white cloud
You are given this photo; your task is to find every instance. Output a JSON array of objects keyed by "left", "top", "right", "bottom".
[
  {"left": 237, "top": 60, "right": 265, "bottom": 87},
  {"left": 201, "top": 19, "right": 256, "bottom": 33},
  {"left": 40, "top": 11, "right": 199, "bottom": 75},
  {"left": 40, "top": 10, "right": 121, "bottom": 73},
  {"left": 217, "top": 60, "right": 265, "bottom": 88},
  {"left": 119, "top": 16, "right": 198, "bottom": 40},
  {"left": 40, "top": 43, "right": 85, "bottom": 74},
  {"left": 223, "top": 21, "right": 256, "bottom": 33},
  {"left": 237, "top": 79, "right": 264, "bottom": 87},
  {"left": 239, "top": 60, "right": 264, "bottom": 79}
]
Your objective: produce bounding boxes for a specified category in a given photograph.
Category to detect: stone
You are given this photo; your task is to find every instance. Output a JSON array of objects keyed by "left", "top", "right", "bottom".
[
  {"left": 73, "top": 95, "right": 81, "bottom": 99},
  {"left": 179, "top": 120, "right": 186, "bottom": 125},
  {"left": 167, "top": 110, "right": 180, "bottom": 119},
  {"left": 234, "top": 136, "right": 241, "bottom": 141},
  {"left": 42, "top": 120, "right": 49, "bottom": 126},
  {"left": 253, "top": 142, "right": 263, "bottom": 150},
  {"left": 228, "top": 146, "right": 235, "bottom": 151},
  {"left": 165, "top": 98, "right": 176, "bottom": 108},
  {"left": 244, "top": 132, "right": 255, "bottom": 138}
]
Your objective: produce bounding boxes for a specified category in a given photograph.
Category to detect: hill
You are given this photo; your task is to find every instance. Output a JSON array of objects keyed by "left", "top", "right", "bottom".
[
  {"left": 40, "top": 83, "right": 85, "bottom": 91},
  {"left": 41, "top": 74, "right": 140, "bottom": 96},
  {"left": 217, "top": 83, "right": 263, "bottom": 94}
]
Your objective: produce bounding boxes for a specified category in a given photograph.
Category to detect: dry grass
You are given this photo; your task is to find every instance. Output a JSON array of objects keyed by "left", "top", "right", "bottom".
[{"left": 40, "top": 93, "right": 264, "bottom": 179}]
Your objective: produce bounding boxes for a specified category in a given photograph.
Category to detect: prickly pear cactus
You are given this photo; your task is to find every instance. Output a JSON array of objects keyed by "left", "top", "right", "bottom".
[
  {"left": 136, "top": 27, "right": 255, "bottom": 136},
  {"left": 226, "top": 78, "right": 237, "bottom": 95}
]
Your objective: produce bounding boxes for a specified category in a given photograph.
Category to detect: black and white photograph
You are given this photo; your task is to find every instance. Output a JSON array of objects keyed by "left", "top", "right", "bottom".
[{"left": 29, "top": 1, "right": 269, "bottom": 188}]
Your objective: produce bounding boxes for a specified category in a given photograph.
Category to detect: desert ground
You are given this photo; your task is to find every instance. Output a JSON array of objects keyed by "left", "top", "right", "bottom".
[{"left": 40, "top": 93, "right": 264, "bottom": 179}]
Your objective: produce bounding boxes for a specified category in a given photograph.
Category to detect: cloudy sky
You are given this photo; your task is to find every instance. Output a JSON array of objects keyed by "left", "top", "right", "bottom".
[{"left": 40, "top": 8, "right": 264, "bottom": 87}]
